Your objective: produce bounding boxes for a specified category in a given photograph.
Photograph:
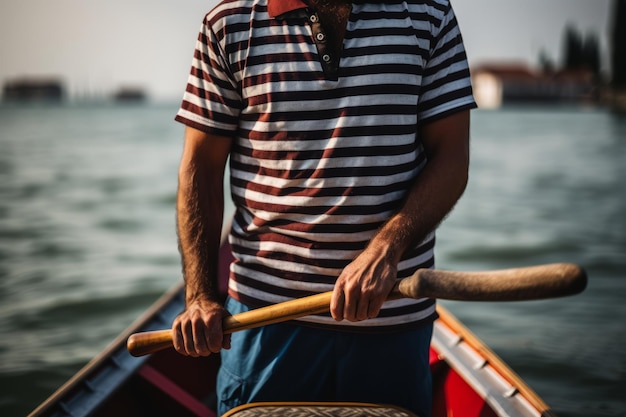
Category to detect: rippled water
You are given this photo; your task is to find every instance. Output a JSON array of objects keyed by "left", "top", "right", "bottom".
[{"left": 0, "top": 103, "right": 624, "bottom": 416}]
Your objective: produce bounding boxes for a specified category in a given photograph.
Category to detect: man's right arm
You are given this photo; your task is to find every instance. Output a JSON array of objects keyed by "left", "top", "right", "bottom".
[{"left": 172, "top": 126, "right": 233, "bottom": 357}]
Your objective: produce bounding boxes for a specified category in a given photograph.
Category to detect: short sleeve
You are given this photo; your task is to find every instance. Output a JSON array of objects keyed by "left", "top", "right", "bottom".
[
  {"left": 417, "top": 2, "right": 477, "bottom": 124},
  {"left": 175, "top": 15, "right": 243, "bottom": 136}
]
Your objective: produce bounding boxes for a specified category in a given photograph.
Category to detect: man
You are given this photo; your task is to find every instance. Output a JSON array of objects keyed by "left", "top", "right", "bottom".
[{"left": 172, "top": 0, "right": 476, "bottom": 415}]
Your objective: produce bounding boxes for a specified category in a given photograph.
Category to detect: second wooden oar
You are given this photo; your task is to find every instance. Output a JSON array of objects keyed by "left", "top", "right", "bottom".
[{"left": 127, "top": 262, "right": 586, "bottom": 357}]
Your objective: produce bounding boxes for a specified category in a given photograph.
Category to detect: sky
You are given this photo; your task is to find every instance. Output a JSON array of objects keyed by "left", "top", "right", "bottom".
[{"left": 0, "top": 0, "right": 614, "bottom": 100}]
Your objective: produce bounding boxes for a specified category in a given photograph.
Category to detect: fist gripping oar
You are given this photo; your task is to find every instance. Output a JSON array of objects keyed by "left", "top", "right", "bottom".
[{"left": 127, "top": 263, "right": 587, "bottom": 357}]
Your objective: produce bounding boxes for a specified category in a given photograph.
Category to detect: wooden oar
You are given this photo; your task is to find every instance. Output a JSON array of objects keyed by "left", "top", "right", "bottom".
[{"left": 127, "top": 263, "right": 586, "bottom": 357}]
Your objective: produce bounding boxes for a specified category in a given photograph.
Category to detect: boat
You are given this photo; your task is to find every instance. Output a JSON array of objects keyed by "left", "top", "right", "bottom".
[{"left": 28, "top": 242, "right": 565, "bottom": 417}]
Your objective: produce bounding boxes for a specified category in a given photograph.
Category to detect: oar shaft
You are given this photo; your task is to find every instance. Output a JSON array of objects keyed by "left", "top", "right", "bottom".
[{"left": 127, "top": 263, "right": 586, "bottom": 357}]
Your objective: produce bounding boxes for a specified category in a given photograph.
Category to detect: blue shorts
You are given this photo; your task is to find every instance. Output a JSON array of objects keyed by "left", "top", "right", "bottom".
[{"left": 217, "top": 297, "right": 433, "bottom": 417}]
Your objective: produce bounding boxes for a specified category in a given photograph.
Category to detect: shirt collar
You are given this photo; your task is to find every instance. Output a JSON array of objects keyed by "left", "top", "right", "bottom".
[{"left": 268, "top": 0, "right": 308, "bottom": 18}]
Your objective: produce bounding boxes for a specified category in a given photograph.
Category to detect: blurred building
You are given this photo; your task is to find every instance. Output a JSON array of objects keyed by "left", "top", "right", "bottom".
[
  {"left": 471, "top": 63, "right": 596, "bottom": 109},
  {"left": 113, "top": 86, "right": 147, "bottom": 102},
  {"left": 3, "top": 77, "right": 65, "bottom": 102}
]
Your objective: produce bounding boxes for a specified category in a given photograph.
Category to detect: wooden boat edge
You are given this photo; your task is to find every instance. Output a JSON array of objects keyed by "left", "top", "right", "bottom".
[
  {"left": 433, "top": 304, "right": 556, "bottom": 417},
  {"left": 27, "top": 281, "right": 185, "bottom": 417}
]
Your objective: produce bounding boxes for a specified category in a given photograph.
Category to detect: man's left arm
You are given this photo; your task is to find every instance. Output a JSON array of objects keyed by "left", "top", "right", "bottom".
[{"left": 330, "top": 110, "right": 471, "bottom": 322}]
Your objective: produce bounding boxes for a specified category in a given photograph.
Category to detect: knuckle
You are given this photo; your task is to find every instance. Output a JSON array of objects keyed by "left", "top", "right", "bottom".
[
  {"left": 360, "top": 287, "right": 375, "bottom": 298},
  {"left": 192, "top": 318, "right": 206, "bottom": 332},
  {"left": 343, "top": 283, "right": 359, "bottom": 296}
]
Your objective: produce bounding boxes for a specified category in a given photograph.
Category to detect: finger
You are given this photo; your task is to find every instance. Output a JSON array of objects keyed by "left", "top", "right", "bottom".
[
  {"left": 330, "top": 286, "right": 345, "bottom": 321},
  {"left": 182, "top": 321, "right": 199, "bottom": 357},
  {"left": 172, "top": 322, "right": 186, "bottom": 355},
  {"left": 355, "top": 295, "right": 370, "bottom": 322},
  {"left": 192, "top": 319, "right": 210, "bottom": 356},
  {"left": 223, "top": 333, "right": 232, "bottom": 350},
  {"left": 343, "top": 289, "right": 358, "bottom": 322},
  {"left": 367, "top": 297, "right": 384, "bottom": 319},
  {"left": 206, "top": 316, "right": 224, "bottom": 353}
]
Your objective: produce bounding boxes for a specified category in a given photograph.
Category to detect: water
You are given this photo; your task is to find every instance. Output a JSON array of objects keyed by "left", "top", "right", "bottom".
[{"left": 0, "top": 103, "right": 624, "bottom": 416}]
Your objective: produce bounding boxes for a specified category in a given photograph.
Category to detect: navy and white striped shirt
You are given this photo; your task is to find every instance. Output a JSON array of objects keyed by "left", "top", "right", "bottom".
[{"left": 176, "top": 0, "right": 476, "bottom": 331}]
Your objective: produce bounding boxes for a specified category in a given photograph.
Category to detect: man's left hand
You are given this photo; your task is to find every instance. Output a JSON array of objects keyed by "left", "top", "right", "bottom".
[{"left": 330, "top": 245, "right": 397, "bottom": 322}]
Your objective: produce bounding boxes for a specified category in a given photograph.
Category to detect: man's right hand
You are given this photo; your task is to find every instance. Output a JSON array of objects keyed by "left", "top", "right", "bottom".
[{"left": 172, "top": 299, "right": 232, "bottom": 357}]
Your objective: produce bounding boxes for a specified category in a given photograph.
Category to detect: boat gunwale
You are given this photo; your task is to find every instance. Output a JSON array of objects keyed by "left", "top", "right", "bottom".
[
  {"left": 434, "top": 304, "right": 556, "bottom": 417},
  {"left": 26, "top": 281, "right": 186, "bottom": 417},
  {"left": 27, "top": 225, "right": 234, "bottom": 417}
]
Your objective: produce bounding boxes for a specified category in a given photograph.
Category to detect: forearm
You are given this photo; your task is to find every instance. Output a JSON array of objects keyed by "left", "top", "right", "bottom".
[
  {"left": 368, "top": 111, "right": 470, "bottom": 265},
  {"left": 369, "top": 147, "right": 468, "bottom": 264},
  {"left": 176, "top": 127, "right": 232, "bottom": 306},
  {"left": 177, "top": 165, "right": 225, "bottom": 305},
  {"left": 172, "top": 128, "right": 233, "bottom": 356}
]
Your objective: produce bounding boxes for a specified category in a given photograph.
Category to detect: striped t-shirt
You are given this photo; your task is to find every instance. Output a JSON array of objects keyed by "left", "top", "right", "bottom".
[{"left": 175, "top": 0, "right": 476, "bottom": 332}]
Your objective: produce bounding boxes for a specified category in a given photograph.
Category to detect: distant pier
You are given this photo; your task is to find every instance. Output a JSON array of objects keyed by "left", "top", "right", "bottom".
[
  {"left": 112, "top": 87, "right": 147, "bottom": 102},
  {"left": 3, "top": 78, "right": 65, "bottom": 102}
]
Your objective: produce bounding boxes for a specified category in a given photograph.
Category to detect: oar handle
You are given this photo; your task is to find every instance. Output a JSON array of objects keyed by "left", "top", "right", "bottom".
[
  {"left": 127, "top": 330, "right": 173, "bottom": 357},
  {"left": 127, "top": 263, "right": 586, "bottom": 357},
  {"left": 127, "top": 292, "right": 333, "bottom": 357}
]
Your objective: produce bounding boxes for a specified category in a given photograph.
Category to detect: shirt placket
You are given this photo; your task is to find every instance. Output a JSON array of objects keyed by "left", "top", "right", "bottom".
[{"left": 308, "top": 11, "right": 339, "bottom": 80}]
